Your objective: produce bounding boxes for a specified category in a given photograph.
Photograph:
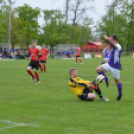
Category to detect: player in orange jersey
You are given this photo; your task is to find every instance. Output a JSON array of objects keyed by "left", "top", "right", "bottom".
[
  {"left": 39, "top": 44, "right": 50, "bottom": 73},
  {"left": 27, "top": 41, "right": 41, "bottom": 84},
  {"left": 76, "top": 46, "right": 82, "bottom": 64}
]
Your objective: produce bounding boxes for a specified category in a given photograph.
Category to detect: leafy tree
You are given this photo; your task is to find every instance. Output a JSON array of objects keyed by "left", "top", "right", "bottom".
[{"left": 15, "top": 4, "right": 40, "bottom": 49}]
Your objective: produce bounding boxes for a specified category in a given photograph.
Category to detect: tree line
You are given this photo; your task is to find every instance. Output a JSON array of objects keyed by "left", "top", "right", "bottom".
[
  {"left": 0, "top": 0, "right": 134, "bottom": 51},
  {"left": 0, "top": 0, "right": 93, "bottom": 51},
  {"left": 96, "top": 0, "right": 134, "bottom": 51}
]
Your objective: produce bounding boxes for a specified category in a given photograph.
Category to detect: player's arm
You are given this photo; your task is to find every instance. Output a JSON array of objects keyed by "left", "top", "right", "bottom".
[
  {"left": 38, "top": 50, "right": 42, "bottom": 59},
  {"left": 27, "top": 50, "right": 31, "bottom": 60},
  {"left": 104, "top": 35, "right": 117, "bottom": 49},
  {"left": 46, "top": 51, "right": 50, "bottom": 59},
  {"left": 70, "top": 77, "right": 89, "bottom": 88}
]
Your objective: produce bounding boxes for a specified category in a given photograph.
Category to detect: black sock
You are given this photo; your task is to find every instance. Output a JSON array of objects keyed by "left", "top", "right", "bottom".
[{"left": 94, "top": 88, "right": 103, "bottom": 98}]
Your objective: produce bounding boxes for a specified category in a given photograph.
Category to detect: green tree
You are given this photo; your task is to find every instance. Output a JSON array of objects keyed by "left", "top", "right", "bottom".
[
  {"left": 42, "top": 10, "right": 66, "bottom": 53},
  {"left": 16, "top": 4, "right": 40, "bottom": 49}
]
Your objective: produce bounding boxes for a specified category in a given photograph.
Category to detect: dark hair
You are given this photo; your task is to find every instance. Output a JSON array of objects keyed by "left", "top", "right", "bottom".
[{"left": 111, "top": 35, "right": 118, "bottom": 41}]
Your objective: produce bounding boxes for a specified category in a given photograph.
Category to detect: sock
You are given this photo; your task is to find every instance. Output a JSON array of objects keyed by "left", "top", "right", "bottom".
[
  {"left": 27, "top": 70, "right": 34, "bottom": 77},
  {"left": 43, "top": 64, "right": 46, "bottom": 72},
  {"left": 99, "top": 71, "right": 108, "bottom": 81},
  {"left": 117, "top": 83, "right": 122, "bottom": 97},
  {"left": 94, "top": 88, "right": 103, "bottom": 99},
  {"left": 39, "top": 64, "right": 43, "bottom": 71},
  {"left": 34, "top": 72, "right": 39, "bottom": 81},
  {"left": 79, "top": 58, "right": 82, "bottom": 63},
  {"left": 101, "top": 61, "right": 105, "bottom": 65},
  {"left": 91, "top": 83, "right": 102, "bottom": 98},
  {"left": 76, "top": 58, "right": 77, "bottom": 63}
]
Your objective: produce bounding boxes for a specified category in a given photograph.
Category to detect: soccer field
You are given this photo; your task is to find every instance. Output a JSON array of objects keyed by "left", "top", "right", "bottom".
[{"left": 0, "top": 57, "right": 134, "bottom": 134}]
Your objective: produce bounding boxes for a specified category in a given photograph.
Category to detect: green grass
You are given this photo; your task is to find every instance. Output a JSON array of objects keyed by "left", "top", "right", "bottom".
[{"left": 0, "top": 57, "right": 134, "bottom": 134}]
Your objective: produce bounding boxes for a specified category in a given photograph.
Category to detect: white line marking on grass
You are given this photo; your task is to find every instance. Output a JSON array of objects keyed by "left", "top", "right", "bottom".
[
  {"left": 0, "top": 59, "right": 16, "bottom": 61},
  {"left": 0, "top": 120, "right": 39, "bottom": 130}
]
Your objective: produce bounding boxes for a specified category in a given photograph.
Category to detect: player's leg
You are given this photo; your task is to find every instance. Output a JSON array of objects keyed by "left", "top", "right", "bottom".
[
  {"left": 89, "top": 82, "right": 109, "bottom": 101},
  {"left": 43, "top": 63, "right": 46, "bottom": 72},
  {"left": 34, "top": 69, "right": 40, "bottom": 84},
  {"left": 39, "top": 62, "right": 43, "bottom": 71},
  {"left": 78, "top": 57, "right": 82, "bottom": 64},
  {"left": 78, "top": 88, "right": 95, "bottom": 101},
  {"left": 26, "top": 62, "right": 36, "bottom": 81},
  {"left": 42, "top": 60, "right": 46, "bottom": 72},
  {"left": 89, "top": 83, "right": 102, "bottom": 99},
  {"left": 33, "top": 62, "right": 40, "bottom": 84},
  {"left": 114, "top": 79, "right": 122, "bottom": 101},
  {"left": 27, "top": 66, "right": 34, "bottom": 77},
  {"left": 87, "top": 93, "right": 96, "bottom": 100},
  {"left": 96, "top": 63, "right": 109, "bottom": 87},
  {"left": 110, "top": 68, "right": 122, "bottom": 101}
]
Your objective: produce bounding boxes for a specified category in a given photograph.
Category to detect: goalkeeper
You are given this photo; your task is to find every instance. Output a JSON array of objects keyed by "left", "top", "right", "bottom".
[{"left": 69, "top": 68, "right": 109, "bottom": 101}]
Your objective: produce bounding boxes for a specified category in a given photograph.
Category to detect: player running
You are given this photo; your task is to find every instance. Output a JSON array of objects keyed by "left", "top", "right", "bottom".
[
  {"left": 96, "top": 35, "right": 122, "bottom": 101},
  {"left": 76, "top": 46, "right": 82, "bottom": 64},
  {"left": 69, "top": 68, "right": 109, "bottom": 101},
  {"left": 26, "top": 41, "right": 41, "bottom": 84},
  {"left": 39, "top": 44, "right": 50, "bottom": 73},
  {"left": 101, "top": 44, "right": 111, "bottom": 64}
]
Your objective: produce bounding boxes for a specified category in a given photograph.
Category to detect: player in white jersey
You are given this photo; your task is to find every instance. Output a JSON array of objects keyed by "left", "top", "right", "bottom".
[
  {"left": 101, "top": 44, "right": 111, "bottom": 64},
  {"left": 96, "top": 35, "right": 122, "bottom": 101}
]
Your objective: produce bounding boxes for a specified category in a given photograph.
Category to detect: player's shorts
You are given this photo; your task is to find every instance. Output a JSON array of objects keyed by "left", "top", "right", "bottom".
[
  {"left": 102, "top": 63, "right": 120, "bottom": 79},
  {"left": 78, "top": 88, "right": 93, "bottom": 101},
  {"left": 28, "top": 60, "right": 39, "bottom": 70},
  {"left": 40, "top": 60, "right": 46, "bottom": 64},
  {"left": 76, "top": 55, "right": 80, "bottom": 58}
]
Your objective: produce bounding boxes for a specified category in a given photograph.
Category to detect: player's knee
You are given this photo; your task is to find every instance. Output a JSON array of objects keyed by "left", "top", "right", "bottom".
[
  {"left": 96, "top": 67, "right": 99, "bottom": 72},
  {"left": 33, "top": 69, "right": 37, "bottom": 72},
  {"left": 88, "top": 93, "right": 96, "bottom": 100},
  {"left": 96, "top": 66, "right": 101, "bottom": 73},
  {"left": 27, "top": 66, "right": 31, "bottom": 70},
  {"left": 114, "top": 79, "right": 120, "bottom": 84}
]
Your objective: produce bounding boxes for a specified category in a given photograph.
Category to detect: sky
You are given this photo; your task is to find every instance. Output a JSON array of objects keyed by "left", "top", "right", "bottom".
[{"left": 7, "top": 0, "right": 113, "bottom": 26}]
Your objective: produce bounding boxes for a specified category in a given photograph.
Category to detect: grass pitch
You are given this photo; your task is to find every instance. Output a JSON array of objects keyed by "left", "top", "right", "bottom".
[{"left": 0, "top": 57, "right": 134, "bottom": 134}]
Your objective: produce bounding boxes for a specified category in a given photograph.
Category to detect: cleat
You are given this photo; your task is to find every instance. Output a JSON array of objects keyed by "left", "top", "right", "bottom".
[
  {"left": 81, "top": 63, "right": 83, "bottom": 64},
  {"left": 40, "top": 70, "right": 43, "bottom": 73},
  {"left": 100, "top": 97, "right": 109, "bottom": 101},
  {"left": 31, "top": 76, "right": 36, "bottom": 82},
  {"left": 116, "top": 96, "right": 122, "bottom": 101},
  {"left": 36, "top": 81, "right": 41, "bottom": 84},
  {"left": 105, "top": 77, "right": 110, "bottom": 87}
]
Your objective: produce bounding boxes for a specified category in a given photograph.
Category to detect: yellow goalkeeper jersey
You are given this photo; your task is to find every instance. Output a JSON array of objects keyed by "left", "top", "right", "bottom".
[{"left": 69, "top": 76, "right": 90, "bottom": 97}]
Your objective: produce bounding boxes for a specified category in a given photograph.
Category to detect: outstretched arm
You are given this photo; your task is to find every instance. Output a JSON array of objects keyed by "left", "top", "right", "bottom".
[{"left": 103, "top": 35, "right": 117, "bottom": 49}]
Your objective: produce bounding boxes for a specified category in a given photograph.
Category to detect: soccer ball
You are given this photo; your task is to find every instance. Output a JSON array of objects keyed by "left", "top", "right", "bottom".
[{"left": 96, "top": 75, "right": 105, "bottom": 83}]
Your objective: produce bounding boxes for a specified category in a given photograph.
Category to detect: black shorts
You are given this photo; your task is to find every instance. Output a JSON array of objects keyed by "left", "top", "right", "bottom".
[
  {"left": 40, "top": 60, "right": 46, "bottom": 64},
  {"left": 78, "top": 88, "right": 93, "bottom": 101},
  {"left": 76, "top": 55, "right": 80, "bottom": 58},
  {"left": 28, "top": 60, "right": 39, "bottom": 70}
]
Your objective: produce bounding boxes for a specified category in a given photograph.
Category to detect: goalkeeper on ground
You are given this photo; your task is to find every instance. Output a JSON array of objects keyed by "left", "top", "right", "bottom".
[{"left": 69, "top": 68, "right": 109, "bottom": 101}]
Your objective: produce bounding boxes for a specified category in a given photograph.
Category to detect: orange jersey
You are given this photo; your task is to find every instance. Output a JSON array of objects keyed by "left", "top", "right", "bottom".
[
  {"left": 40, "top": 48, "right": 50, "bottom": 61},
  {"left": 28, "top": 47, "right": 40, "bottom": 61},
  {"left": 76, "top": 47, "right": 81, "bottom": 56}
]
